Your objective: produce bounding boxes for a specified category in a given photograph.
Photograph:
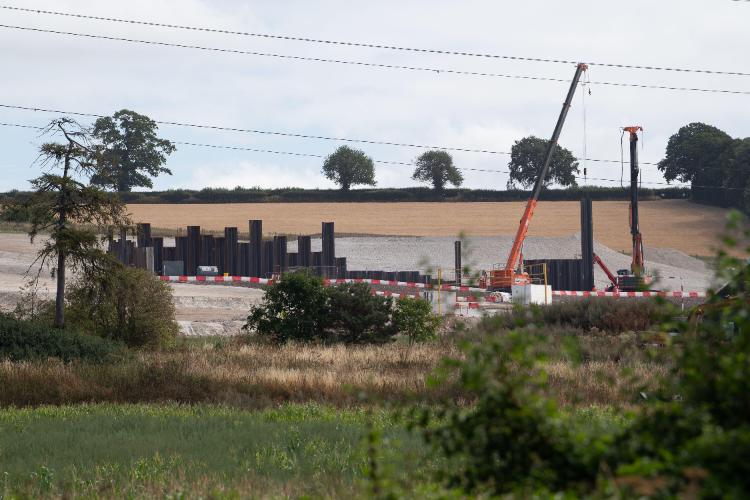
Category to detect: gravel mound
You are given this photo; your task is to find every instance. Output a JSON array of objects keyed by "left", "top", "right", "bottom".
[{"left": 305, "top": 235, "right": 715, "bottom": 292}]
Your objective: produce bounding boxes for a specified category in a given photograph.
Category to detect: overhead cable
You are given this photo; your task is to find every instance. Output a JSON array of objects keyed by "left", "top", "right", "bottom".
[
  {"left": 1, "top": 24, "right": 749, "bottom": 96},
  {"left": 1, "top": 4, "right": 749, "bottom": 77},
  {"left": 0, "top": 103, "right": 661, "bottom": 165},
  {"left": 3, "top": 120, "right": 737, "bottom": 191}
]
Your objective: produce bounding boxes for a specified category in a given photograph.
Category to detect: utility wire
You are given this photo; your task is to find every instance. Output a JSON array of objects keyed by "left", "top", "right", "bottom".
[
  {"left": 0, "top": 104, "right": 661, "bottom": 165},
  {"left": 2, "top": 4, "right": 749, "bottom": 77},
  {"left": 3, "top": 120, "right": 740, "bottom": 191},
  {"left": 1, "top": 24, "right": 749, "bottom": 97}
]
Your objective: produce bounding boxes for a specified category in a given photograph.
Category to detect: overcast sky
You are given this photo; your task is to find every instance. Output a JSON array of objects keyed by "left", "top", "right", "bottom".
[{"left": 1, "top": 0, "right": 748, "bottom": 192}]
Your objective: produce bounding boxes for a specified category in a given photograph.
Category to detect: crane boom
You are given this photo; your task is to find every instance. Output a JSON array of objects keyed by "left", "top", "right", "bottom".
[
  {"left": 482, "top": 63, "right": 588, "bottom": 291},
  {"left": 494, "top": 63, "right": 588, "bottom": 289}
]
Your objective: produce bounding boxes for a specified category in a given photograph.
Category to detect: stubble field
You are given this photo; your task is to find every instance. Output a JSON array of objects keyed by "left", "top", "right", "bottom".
[{"left": 127, "top": 199, "right": 729, "bottom": 256}]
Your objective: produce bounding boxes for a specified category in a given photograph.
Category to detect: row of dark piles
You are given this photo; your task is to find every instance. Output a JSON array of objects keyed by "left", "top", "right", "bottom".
[
  {"left": 522, "top": 197, "right": 595, "bottom": 291},
  {"left": 108, "top": 220, "right": 431, "bottom": 283}
]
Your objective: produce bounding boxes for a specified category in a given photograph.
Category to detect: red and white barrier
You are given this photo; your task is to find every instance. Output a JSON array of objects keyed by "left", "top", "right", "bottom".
[
  {"left": 159, "top": 276, "right": 706, "bottom": 300},
  {"left": 160, "top": 275, "right": 275, "bottom": 285},
  {"left": 553, "top": 290, "right": 705, "bottom": 298},
  {"left": 323, "top": 278, "right": 485, "bottom": 293}
]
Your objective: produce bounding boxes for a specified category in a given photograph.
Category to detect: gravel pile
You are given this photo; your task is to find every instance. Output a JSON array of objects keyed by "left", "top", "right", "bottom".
[{"left": 294, "top": 235, "right": 715, "bottom": 292}]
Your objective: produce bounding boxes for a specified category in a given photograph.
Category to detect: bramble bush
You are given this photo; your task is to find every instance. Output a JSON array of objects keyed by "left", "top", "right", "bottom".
[{"left": 0, "top": 313, "right": 124, "bottom": 363}]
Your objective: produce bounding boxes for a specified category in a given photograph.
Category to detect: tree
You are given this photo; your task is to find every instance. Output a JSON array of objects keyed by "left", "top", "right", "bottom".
[
  {"left": 507, "top": 136, "right": 579, "bottom": 189},
  {"left": 657, "top": 123, "right": 733, "bottom": 187},
  {"left": 67, "top": 260, "right": 179, "bottom": 348},
  {"left": 91, "top": 109, "right": 176, "bottom": 192},
  {"left": 23, "top": 118, "right": 130, "bottom": 328},
  {"left": 411, "top": 150, "right": 463, "bottom": 191},
  {"left": 321, "top": 145, "right": 376, "bottom": 191}
]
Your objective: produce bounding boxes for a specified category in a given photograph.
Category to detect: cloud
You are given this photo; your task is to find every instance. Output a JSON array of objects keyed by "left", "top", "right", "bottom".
[{"left": 1, "top": 0, "right": 748, "bottom": 193}]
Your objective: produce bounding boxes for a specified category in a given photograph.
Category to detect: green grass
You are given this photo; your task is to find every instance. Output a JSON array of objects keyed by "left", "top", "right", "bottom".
[
  {"left": 0, "top": 403, "right": 628, "bottom": 498},
  {"left": 0, "top": 403, "right": 435, "bottom": 498}
]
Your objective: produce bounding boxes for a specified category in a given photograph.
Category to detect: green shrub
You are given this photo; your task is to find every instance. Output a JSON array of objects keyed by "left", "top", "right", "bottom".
[
  {"left": 393, "top": 297, "right": 441, "bottom": 343},
  {"left": 0, "top": 313, "right": 125, "bottom": 362},
  {"left": 326, "top": 282, "right": 396, "bottom": 343},
  {"left": 244, "top": 271, "right": 331, "bottom": 344},
  {"left": 498, "top": 298, "right": 668, "bottom": 333},
  {"left": 610, "top": 212, "right": 750, "bottom": 497},
  {"left": 413, "top": 331, "right": 602, "bottom": 496},
  {"left": 66, "top": 263, "right": 179, "bottom": 349},
  {"left": 247, "top": 272, "right": 441, "bottom": 345}
]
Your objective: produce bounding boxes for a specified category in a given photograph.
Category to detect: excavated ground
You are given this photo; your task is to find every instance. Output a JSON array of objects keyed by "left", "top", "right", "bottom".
[{"left": 0, "top": 232, "right": 715, "bottom": 336}]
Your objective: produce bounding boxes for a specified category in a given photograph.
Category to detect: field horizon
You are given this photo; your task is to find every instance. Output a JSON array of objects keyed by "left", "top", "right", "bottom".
[{"left": 127, "top": 199, "right": 729, "bottom": 256}]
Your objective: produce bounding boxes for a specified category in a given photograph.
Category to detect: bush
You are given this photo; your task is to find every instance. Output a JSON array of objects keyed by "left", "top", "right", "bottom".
[
  {"left": 393, "top": 297, "right": 441, "bottom": 343},
  {"left": 0, "top": 313, "right": 125, "bottom": 362},
  {"left": 499, "top": 298, "right": 668, "bottom": 333},
  {"left": 326, "top": 282, "right": 396, "bottom": 343},
  {"left": 246, "top": 272, "right": 440, "bottom": 345},
  {"left": 244, "top": 271, "right": 331, "bottom": 344},
  {"left": 66, "top": 262, "right": 179, "bottom": 349},
  {"left": 413, "top": 331, "right": 601, "bottom": 496}
]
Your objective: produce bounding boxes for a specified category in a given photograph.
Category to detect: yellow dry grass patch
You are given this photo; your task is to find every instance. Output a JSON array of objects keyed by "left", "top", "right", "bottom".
[
  {"left": 0, "top": 341, "right": 663, "bottom": 408},
  {"left": 127, "top": 199, "right": 728, "bottom": 256}
]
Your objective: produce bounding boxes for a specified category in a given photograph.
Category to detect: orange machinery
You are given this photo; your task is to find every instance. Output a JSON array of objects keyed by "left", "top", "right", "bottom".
[
  {"left": 481, "top": 63, "right": 589, "bottom": 291},
  {"left": 595, "top": 126, "right": 653, "bottom": 292}
]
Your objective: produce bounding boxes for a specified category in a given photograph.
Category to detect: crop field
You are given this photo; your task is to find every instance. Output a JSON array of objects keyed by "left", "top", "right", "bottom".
[{"left": 127, "top": 199, "right": 730, "bottom": 256}]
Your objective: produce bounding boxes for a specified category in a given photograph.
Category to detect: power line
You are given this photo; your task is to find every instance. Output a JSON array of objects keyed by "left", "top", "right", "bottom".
[
  {"left": 0, "top": 103, "right": 661, "bottom": 165},
  {"left": 3, "top": 120, "right": 738, "bottom": 191},
  {"left": 1, "top": 24, "right": 750, "bottom": 97},
  {"left": 2, "top": 4, "right": 749, "bottom": 77}
]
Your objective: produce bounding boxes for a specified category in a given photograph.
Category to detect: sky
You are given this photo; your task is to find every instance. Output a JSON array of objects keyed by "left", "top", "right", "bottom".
[{"left": 0, "top": 0, "right": 748, "bottom": 192}]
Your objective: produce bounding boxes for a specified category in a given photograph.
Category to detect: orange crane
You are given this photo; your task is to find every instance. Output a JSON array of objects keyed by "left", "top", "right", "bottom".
[{"left": 482, "top": 63, "right": 588, "bottom": 291}]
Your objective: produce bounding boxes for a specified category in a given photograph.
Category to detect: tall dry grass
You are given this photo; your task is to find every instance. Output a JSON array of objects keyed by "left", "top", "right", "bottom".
[{"left": 0, "top": 338, "right": 665, "bottom": 408}]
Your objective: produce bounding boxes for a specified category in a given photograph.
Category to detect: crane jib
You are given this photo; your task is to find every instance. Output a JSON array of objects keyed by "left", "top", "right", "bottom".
[{"left": 503, "top": 63, "right": 588, "bottom": 274}]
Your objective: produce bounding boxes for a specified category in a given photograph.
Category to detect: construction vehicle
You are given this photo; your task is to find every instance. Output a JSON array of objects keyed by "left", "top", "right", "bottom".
[
  {"left": 481, "top": 63, "right": 588, "bottom": 291},
  {"left": 595, "top": 126, "right": 654, "bottom": 292}
]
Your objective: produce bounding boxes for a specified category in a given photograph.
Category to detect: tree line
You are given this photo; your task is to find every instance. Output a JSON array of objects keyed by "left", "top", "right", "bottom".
[{"left": 657, "top": 122, "right": 750, "bottom": 211}]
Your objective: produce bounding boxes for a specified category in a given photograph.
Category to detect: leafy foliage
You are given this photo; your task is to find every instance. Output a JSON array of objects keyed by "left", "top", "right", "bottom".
[
  {"left": 658, "top": 122, "right": 750, "bottom": 212},
  {"left": 611, "top": 211, "right": 750, "bottom": 497},
  {"left": 66, "top": 261, "right": 179, "bottom": 349},
  {"left": 413, "top": 332, "right": 600, "bottom": 495},
  {"left": 498, "top": 298, "right": 668, "bottom": 333},
  {"left": 658, "top": 122, "right": 733, "bottom": 185},
  {"left": 245, "top": 272, "right": 441, "bottom": 345},
  {"left": 411, "top": 151, "right": 463, "bottom": 191},
  {"left": 321, "top": 145, "right": 376, "bottom": 191},
  {"left": 392, "top": 297, "right": 441, "bottom": 343},
  {"left": 91, "top": 109, "right": 176, "bottom": 192},
  {"left": 507, "top": 136, "right": 579, "bottom": 189},
  {"left": 0, "top": 313, "right": 125, "bottom": 363},
  {"left": 326, "top": 282, "right": 396, "bottom": 343},
  {"left": 244, "top": 271, "right": 331, "bottom": 343},
  {"left": 414, "top": 211, "right": 750, "bottom": 497}
]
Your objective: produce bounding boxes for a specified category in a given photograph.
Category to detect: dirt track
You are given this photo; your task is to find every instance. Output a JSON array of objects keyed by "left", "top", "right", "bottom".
[{"left": 127, "top": 200, "right": 728, "bottom": 257}]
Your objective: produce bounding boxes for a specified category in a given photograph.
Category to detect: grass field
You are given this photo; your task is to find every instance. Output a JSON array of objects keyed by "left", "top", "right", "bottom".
[
  {"left": 0, "top": 404, "right": 431, "bottom": 498},
  {"left": 0, "top": 403, "right": 630, "bottom": 498},
  {"left": 126, "top": 199, "right": 729, "bottom": 256}
]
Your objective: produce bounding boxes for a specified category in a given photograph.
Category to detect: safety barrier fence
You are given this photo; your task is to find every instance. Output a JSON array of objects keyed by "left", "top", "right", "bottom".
[{"left": 158, "top": 276, "right": 706, "bottom": 299}]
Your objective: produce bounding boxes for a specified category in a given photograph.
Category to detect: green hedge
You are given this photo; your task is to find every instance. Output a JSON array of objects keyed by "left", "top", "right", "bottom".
[
  {"left": 0, "top": 187, "right": 689, "bottom": 209},
  {"left": 0, "top": 314, "right": 126, "bottom": 363}
]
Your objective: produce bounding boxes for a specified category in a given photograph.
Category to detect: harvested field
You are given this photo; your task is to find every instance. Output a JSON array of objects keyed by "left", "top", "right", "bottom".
[{"left": 127, "top": 199, "right": 729, "bottom": 256}]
